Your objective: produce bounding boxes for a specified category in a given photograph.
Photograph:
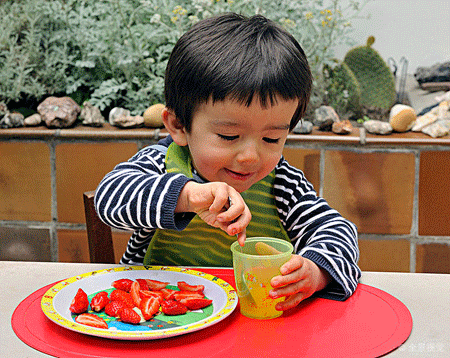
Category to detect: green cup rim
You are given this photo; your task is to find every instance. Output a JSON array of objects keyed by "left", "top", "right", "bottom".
[{"left": 230, "top": 237, "right": 293, "bottom": 259}]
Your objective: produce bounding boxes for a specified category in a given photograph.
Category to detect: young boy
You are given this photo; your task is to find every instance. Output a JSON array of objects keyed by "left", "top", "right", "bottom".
[{"left": 95, "top": 13, "right": 360, "bottom": 311}]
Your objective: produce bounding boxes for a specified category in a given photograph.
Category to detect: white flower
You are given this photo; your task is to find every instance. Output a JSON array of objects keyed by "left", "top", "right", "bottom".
[{"left": 150, "top": 14, "right": 161, "bottom": 23}]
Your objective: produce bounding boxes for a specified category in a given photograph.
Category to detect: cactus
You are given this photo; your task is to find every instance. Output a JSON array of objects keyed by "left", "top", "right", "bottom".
[
  {"left": 344, "top": 37, "right": 396, "bottom": 112},
  {"left": 324, "top": 61, "right": 362, "bottom": 118}
]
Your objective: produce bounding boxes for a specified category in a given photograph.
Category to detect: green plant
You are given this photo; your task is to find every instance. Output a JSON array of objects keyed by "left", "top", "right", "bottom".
[
  {"left": 0, "top": 0, "right": 370, "bottom": 116},
  {"left": 323, "top": 61, "right": 362, "bottom": 119},
  {"left": 343, "top": 36, "right": 396, "bottom": 112}
]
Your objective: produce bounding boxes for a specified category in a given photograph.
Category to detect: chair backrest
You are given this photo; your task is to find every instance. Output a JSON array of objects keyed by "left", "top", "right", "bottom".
[{"left": 83, "top": 191, "right": 115, "bottom": 263}]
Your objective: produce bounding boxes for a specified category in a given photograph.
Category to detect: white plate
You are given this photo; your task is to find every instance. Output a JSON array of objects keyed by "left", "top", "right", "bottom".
[{"left": 41, "top": 266, "right": 238, "bottom": 340}]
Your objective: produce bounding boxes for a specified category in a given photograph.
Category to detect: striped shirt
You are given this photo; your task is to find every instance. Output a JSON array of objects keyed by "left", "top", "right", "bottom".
[{"left": 95, "top": 136, "right": 361, "bottom": 300}]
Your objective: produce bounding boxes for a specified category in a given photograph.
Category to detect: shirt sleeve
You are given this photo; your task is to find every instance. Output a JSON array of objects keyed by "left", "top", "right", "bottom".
[
  {"left": 274, "top": 158, "right": 361, "bottom": 300},
  {"left": 94, "top": 137, "right": 195, "bottom": 232}
]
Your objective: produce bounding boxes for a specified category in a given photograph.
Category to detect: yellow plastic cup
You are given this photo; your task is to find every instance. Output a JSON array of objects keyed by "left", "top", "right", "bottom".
[{"left": 230, "top": 237, "right": 293, "bottom": 319}]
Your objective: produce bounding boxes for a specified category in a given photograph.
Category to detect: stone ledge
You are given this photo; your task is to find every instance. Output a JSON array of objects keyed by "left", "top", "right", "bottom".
[{"left": 2, "top": 123, "right": 450, "bottom": 146}]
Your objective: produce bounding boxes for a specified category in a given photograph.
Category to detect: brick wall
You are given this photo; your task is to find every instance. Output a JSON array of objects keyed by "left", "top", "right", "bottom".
[{"left": 1, "top": 125, "right": 449, "bottom": 273}]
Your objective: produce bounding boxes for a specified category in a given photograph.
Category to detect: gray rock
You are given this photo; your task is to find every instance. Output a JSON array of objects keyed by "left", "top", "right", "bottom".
[
  {"left": 108, "top": 107, "right": 131, "bottom": 126},
  {"left": 363, "top": 120, "right": 393, "bottom": 135},
  {"left": 293, "top": 120, "right": 313, "bottom": 134},
  {"left": 314, "top": 105, "right": 339, "bottom": 131},
  {"left": 113, "top": 115, "right": 144, "bottom": 128},
  {"left": 80, "top": 101, "right": 105, "bottom": 127},
  {"left": 37, "top": 96, "right": 81, "bottom": 128},
  {"left": 0, "top": 112, "right": 24, "bottom": 128},
  {"left": 414, "top": 61, "right": 450, "bottom": 84}
]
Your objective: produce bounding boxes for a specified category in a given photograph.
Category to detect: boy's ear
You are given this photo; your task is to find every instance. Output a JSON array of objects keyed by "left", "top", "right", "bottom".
[{"left": 162, "top": 107, "right": 188, "bottom": 146}]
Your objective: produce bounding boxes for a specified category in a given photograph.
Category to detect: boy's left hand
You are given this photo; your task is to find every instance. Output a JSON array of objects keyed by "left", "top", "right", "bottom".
[{"left": 269, "top": 255, "right": 331, "bottom": 311}]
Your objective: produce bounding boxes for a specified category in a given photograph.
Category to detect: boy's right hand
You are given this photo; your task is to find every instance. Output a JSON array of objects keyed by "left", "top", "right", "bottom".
[{"left": 176, "top": 181, "right": 251, "bottom": 246}]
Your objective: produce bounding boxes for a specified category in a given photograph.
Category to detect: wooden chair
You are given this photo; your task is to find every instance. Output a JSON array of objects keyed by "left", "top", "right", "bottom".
[{"left": 83, "top": 191, "right": 115, "bottom": 263}]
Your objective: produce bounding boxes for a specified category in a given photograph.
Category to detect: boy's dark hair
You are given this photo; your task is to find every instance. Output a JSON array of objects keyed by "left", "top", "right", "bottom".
[{"left": 164, "top": 13, "right": 312, "bottom": 132}]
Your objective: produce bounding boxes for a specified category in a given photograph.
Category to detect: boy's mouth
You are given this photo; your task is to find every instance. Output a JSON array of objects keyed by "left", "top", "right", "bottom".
[{"left": 224, "top": 168, "right": 253, "bottom": 181}]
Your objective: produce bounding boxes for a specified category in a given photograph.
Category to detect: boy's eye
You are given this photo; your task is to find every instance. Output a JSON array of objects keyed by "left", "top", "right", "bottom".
[
  {"left": 263, "top": 137, "right": 280, "bottom": 144},
  {"left": 218, "top": 134, "right": 239, "bottom": 141}
]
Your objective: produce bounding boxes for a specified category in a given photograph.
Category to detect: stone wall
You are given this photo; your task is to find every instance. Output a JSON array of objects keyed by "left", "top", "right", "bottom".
[{"left": 1, "top": 124, "right": 449, "bottom": 273}]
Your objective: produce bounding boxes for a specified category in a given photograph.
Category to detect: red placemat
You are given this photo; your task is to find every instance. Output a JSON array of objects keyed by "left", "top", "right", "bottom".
[{"left": 12, "top": 268, "right": 412, "bottom": 358}]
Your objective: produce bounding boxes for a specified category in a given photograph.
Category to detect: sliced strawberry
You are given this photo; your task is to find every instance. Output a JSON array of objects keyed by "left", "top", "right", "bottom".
[
  {"left": 118, "top": 307, "right": 141, "bottom": 324},
  {"left": 140, "top": 290, "right": 164, "bottom": 302},
  {"left": 177, "top": 281, "right": 205, "bottom": 293},
  {"left": 130, "top": 281, "right": 141, "bottom": 307},
  {"left": 144, "top": 279, "right": 169, "bottom": 291},
  {"left": 173, "top": 290, "right": 205, "bottom": 301},
  {"left": 69, "top": 288, "right": 89, "bottom": 314},
  {"left": 112, "top": 279, "right": 133, "bottom": 292},
  {"left": 75, "top": 313, "right": 108, "bottom": 329},
  {"left": 161, "top": 299, "right": 188, "bottom": 316},
  {"left": 104, "top": 300, "right": 126, "bottom": 317},
  {"left": 179, "top": 297, "right": 213, "bottom": 310},
  {"left": 136, "top": 279, "right": 149, "bottom": 291},
  {"left": 90, "top": 291, "right": 110, "bottom": 312},
  {"left": 160, "top": 288, "right": 177, "bottom": 300},
  {"left": 110, "top": 289, "right": 135, "bottom": 308},
  {"left": 140, "top": 296, "right": 161, "bottom": 320}
]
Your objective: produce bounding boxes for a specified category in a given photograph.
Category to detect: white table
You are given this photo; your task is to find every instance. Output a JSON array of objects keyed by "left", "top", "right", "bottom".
[{"left": 1, "top": 261, "right": 449, "bottom": 357}]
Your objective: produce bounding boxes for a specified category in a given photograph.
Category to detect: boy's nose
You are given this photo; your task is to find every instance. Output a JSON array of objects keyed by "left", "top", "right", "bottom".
[{"left": 237, "top": 142, "right": 259, "bottom": 163}]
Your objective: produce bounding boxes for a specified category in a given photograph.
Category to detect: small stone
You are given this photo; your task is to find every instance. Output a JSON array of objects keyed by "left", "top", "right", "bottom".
[
  {"left": 314, "top": 105, "right": 339, "bottom": 131},
  {"left": 414, "top": 61, "right": 450, "bottom": 85},
  {"left": 421, "top": 121, "right": 449, "bottom": 138},
  {"left": 412, "top": 112, "right": 438, "bottom": 132},
  {"left": 108, "top": 107, "right": 131, "bottom": 125},
  {"left": 389, "top": 104, "right": 416, "bottom": 132},
  {"left": 24, "top": 113, "right": 42, "bottom": 126},
  {"left": 332, "top": 119, "right": 353, "bottom": 134},
  {"left": 0, "top": 112, "right": 24, "bottom": 128},
  {"left": 363, "top": 120, "right": 393, "bottom": 135},
  {"left": 0, "top": 101, "right": 8, "bottom": 118},
  {"left": 143, "top": 103, "right": 165, "bottom": 128},
  {"left": 113, "top": 114, "right": 144, "bottom": 128},
  {"left": 80, "top": 101, "right": 105, "bottom": 127},
  {"left": 37, "top": 96, "right": 81, "bottom": 128},
  {"left": 436, "top": 119, "right": 450, "bottom": 130},
  {"left": 437, "top": 101, "right": 450, "bottom": 120},
  {"left": 293, "top": 120, "right": 313, "bottom": 134}
]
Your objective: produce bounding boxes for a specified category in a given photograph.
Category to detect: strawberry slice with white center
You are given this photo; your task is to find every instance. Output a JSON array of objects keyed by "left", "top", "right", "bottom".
[
  {"left": 140, "top": 296, "right": 161, "bottom": 320},
  {"left": 75, "top": 313, "right": 108, "bottom": 329}
]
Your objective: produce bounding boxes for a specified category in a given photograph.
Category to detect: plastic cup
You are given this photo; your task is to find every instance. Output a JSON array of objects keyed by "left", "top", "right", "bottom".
[{"left": 230, "top": 237, "right": 293, "bottom": 319}]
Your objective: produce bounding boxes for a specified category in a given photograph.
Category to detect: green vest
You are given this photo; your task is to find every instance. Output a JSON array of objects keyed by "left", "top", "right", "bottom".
[{"left": 143, "top": 143, "right": 290, "bottom": 266}]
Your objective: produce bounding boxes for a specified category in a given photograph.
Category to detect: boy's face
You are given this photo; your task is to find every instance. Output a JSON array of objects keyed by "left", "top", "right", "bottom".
[{"left": 184, "top": 96, "right": 298, "bottom": 193}]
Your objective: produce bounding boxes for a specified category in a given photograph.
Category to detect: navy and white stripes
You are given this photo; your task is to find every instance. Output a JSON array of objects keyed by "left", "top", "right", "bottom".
[{"left": 95, "top": 136, "right": 361, "bottom": 300}]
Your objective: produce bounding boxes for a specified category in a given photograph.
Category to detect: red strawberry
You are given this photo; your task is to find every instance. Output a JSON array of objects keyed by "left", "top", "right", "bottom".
[
  {"left": 104, "top": 300, "right": 126, "bottom": 317},
  {"left": 179, "top": 298, "right": 213, "bottom": 310},
  {"left": 130, "top": 281, "right": 141, "bottom": 307},
  {"left": 110, "top": 289, "right": 135, "bottom": 308},
  {"left": 140, "top": 296, "right": 161, "bottom": 320},
  {"left": 69, "top": 288, "right": 89, "bottom": 314},
  {"left": 177, "top": 281, "right": 205, "bottom": 293},
  {"left": 75, "top": 313, "right": 108, "bottom": 329},
  {"left": 161, "top": 299, "right": 188, "bottom": 316},
  {"left": 90, "top": 291, "right": 110, "bottom": 312},
  {"left": 160, "top": 288, "right": 177, "bottom": 300},
  {"left": 140, "top": 290, "right": 164, "bottom": 302},
  {"left": 118, "top": 307, "right": 141, "bottom": 324},
  {"left": 144, "top": 279, "right": 169, "bottom": 291},
  {"left": 136, "top": 279, "right": 149, "bottom": 291},
  {"left": 112, "top": 279, "right": 133, "bottom": 292},
  {"left": 174, "top": 290, "right": 205, "bottom": 301}
]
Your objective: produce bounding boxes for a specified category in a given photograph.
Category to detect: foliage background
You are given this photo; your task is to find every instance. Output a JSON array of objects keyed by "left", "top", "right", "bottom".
[{"left": 0, "top": 0, "right": 369, "bottom": 117}]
